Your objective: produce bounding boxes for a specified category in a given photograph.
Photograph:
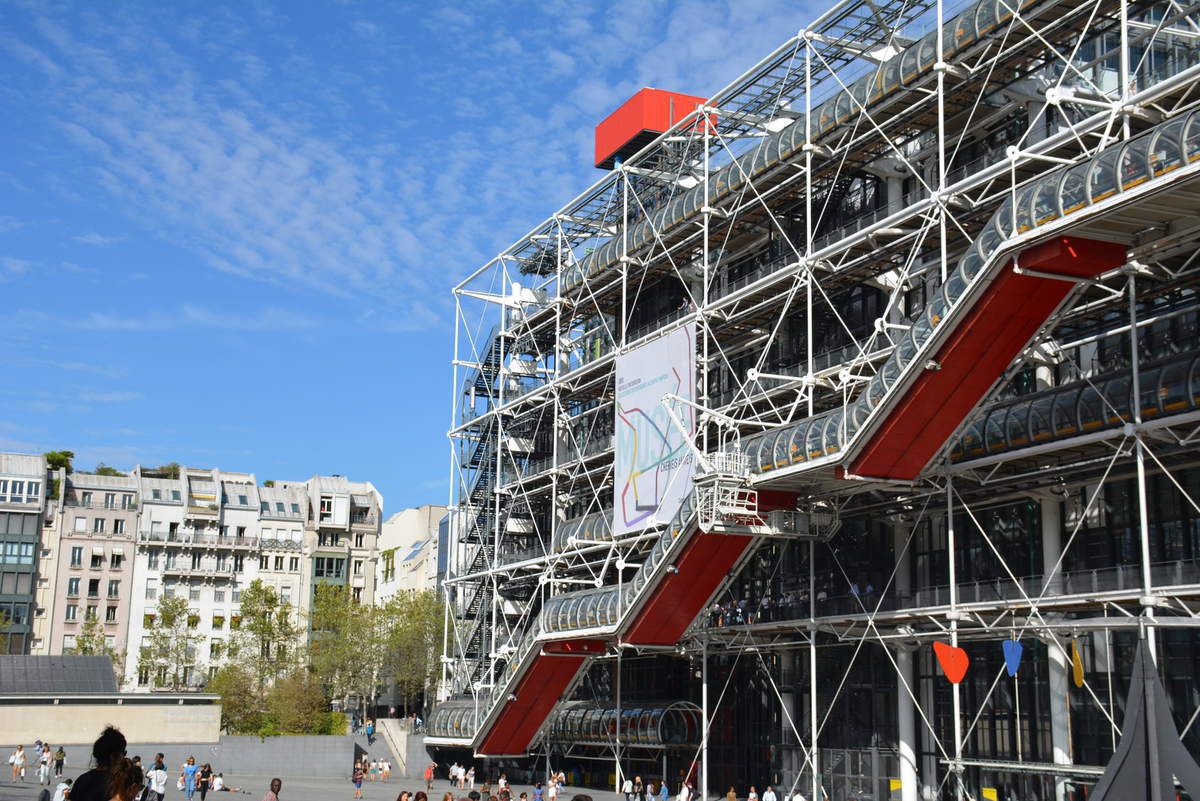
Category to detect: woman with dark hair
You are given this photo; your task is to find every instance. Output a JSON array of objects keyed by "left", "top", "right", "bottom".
[
  {"left": 107, "top": 757, "right": 145, "bottom": 801},
  {"left": 69, "top": 726, "right": 128, "bottom": 801},
  {"left": 198, "top": 763, "right": 214, "bottom": 801}
]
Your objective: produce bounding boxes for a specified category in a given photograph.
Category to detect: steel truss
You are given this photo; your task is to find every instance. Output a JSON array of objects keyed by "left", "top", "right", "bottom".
[{"left": 441, "top": 0, "right": 1200, "bottom": 795}]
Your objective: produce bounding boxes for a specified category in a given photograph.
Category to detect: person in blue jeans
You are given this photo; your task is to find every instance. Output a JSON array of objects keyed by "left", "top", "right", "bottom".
[{"left": 181, "top": 756, "right": 200, "bottom": 800}]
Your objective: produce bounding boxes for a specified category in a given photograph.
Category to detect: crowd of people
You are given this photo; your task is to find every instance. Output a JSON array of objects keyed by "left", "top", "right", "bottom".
[
  {"left": 351, "top": 755, "right": 393, "bottom": 796},
  {"left": 7, "top": 741, "right": 68, "bottom": 785},
  {"left": 7, "top": 726, "right": 272, "bottom": 801},
  {"left": 708, "top": 580, "right": 884, "bottom": 627}
]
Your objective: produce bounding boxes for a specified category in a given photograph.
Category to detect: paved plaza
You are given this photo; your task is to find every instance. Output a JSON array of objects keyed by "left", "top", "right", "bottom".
[{"left": 0, "top": 774, "right": 624, "bottom": 801}]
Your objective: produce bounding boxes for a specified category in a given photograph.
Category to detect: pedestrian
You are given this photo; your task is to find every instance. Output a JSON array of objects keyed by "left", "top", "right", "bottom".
[
  {"left": 212, "top": 774, "right": 242, "bottom": 793},
  {"left": 624, "top": 777, "right": 633, "bottom": 801},
  {"left": 147, "top": 757, "right": 169, "bottom": 801},
  {"left": 69, "top": 726, "right": 127, "bottom": 801},
  {"left": 425, "top": 762, "right": 437, "bottom": 791},
  {"left": 748, "top": 786, "right": 759, "bottom": 801},
  {"left": 9, "top": 744, "right": 26, "bottom": 781},
  {"left": 546, "top": 777, "right": 558, "bottom": 801},
  {"left": 467, "top": 767, "right": 476, "bottom": 790},
  {"left": 533, "top": 781, "right": 544, "bottom": 801},
  {"left": 128, "top": 756, "right": 143, "bottom": 801},
  {"left": 442, "top": 793, "right": 455, "bottom": 801},
  {"left": 397, "top": 792, "right": 411, "bottom": 801},
  {"left": 52, "top": 777, "right": 72, "bottom": 801},
  {"left": 262, "top": 777, "right": 283, "bottom": 801},
  {"left": 726, "top": 787, "right": 737, "bottom": 801},
  {"left": 199, "top": 763, "right": 214, "bottom": 801},
  {"left": 383, "top": 759, "right": 392, "bottom": 782},
  {"left": 181, "top": 756, "right": 200, "bottom": 800},
  {"left": 498, "top": 774, "right": 508, "bottom": 792},
  {"left": 53, "top": 746, "right": 65, "bottom": 778},
  {"left": 659, "top": 781, "right": 670, "bottom": 801},
  {"left": 352, "top": 761, "right": 364, "bottom": 799},
  {"left": 38, "top": 745, "right": 52, "bottom": 785},
  {"left": 108, "top": 757, "right": 146, "bottom": 801},
  {"left": 678, "top": 782, "right": 690, "bottom": 801},
  {"left": 763, "top": 786, "right": 777, "bottom": 801},
  {"left": 634, "top": 776, "right": 644, "bottom": 801},
  {"left": 366, "top": 719, "right": 375, "bottom": 746}
]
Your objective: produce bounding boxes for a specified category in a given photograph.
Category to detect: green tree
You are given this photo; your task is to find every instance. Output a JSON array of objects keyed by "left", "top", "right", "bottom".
[
  {"left": 262, "top": 480, "right": 275, "bottom": 487},
  {"left": 137, "top": 595, "right": 194, "bottom": 690},
  {"left": 228, "top": 580, "right": 299, "bottom": 694},
  {"left": 44, "top": 450, "right": 75, "bottom": 473},
  {"left": 266, "top": 670, "right": 329, "bottom": 734},
  {"left": 309, "top": 583, "right": 383, "bottom": 709},
  {"left": 70, "top": 614, "right": 123, "bottom": 676},
  {"left": 146, "top": 462, "right": 181, "bottom": 479},
  {"left": 93, "top": 463, "right": 127, "bottom": 477},
  {"left": 380, "top": 590, "right": 446, "bottom": 715},
  {"left": 206, "top": 663, "right": 264, "bottom": 733}
]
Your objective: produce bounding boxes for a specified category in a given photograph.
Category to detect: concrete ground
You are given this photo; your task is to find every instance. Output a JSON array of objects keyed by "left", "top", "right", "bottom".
[{"left": 0, "top": 775, "right": 625, "bottom": 801}]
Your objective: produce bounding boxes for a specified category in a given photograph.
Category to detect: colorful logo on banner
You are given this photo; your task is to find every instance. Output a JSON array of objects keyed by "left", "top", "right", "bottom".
[
  {"left": 1003, "top": 639, "right": 1024, "bottom": 677},
  {"left": 933, "top": 641, "right": 970, "bottom": 684},
  {"left": 613, "top": 324, "right": 696, "bottom": 535}
]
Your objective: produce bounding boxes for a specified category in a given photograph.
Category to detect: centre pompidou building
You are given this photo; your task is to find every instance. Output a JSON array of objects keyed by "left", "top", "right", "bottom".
[{"left": 429, "top": 0, "right": 1200, "bottom": 797}]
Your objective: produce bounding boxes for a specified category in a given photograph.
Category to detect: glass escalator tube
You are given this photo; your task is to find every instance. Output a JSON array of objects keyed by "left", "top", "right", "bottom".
[
  {"left": 1149, "top": 117, "right": 1185, "bottom": 176},
  {"left": 1185, "top": 109, "right": 1200, "bottom": 162},
  {"left": 788, "top": 419, "right": 812, "bottom": 466}
]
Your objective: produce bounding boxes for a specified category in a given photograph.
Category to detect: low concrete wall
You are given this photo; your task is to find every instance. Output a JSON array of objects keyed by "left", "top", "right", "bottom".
[
  {"left": 0, "top": 696, "right": 221, "bottom": 746},
  {"left": 133, "top": 736, "right": 355, "bottom": 779},
  {"left": 0, "top": 736, "right": 356, "bottom": 782}
]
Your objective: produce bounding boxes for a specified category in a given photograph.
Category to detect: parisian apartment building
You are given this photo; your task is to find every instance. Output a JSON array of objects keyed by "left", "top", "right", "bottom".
[{"left": 0, "top": 451, "right": 383, "bottom": 692}]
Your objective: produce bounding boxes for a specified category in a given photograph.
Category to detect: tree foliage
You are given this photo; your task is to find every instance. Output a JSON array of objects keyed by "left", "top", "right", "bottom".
[
  {"left": 146, "top": 462, "right": 181, "bottom": 479},
  {"left": 137, "top": 595, "right": 193, "bottom": 690},
  {"left": 93, "top": 463, "right": 127, "bottom": 477},
  {"left": 229, "top": 580, "right": 298, "bottom": 693},
  {"left": 44, "top": 450, "right": 75, "bottom": 473},
  {"left": 380, "top": 590, "right": 446, "bottom": 713},
  {"left": 71, "top": 614, "right": 122, "bottom": 676},
  {"left": 207, "top": 663, "right": 263, "bottom": 733},
  {"left": 267, "top": 671, "right": 330, "bottom": 734},
  {"left": 309, "top": 583, "right": 382, "bottom": 708}
]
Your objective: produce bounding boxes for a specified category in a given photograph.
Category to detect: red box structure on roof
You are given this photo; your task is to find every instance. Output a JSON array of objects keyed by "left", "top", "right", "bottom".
[{"left": 594, "top": 88, "right": 707, "bottom": 170}]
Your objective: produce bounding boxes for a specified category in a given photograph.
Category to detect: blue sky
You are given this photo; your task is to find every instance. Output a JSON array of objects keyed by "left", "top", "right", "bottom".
[{"left": 0, "top": 0, "right": 805, "bottom": 510}]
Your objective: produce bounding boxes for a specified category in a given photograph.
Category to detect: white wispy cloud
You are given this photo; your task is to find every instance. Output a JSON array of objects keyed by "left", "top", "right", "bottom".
[
  {"left": 0, "top": 256, "right": 35, "bottom": 280},
  {"left": 4, "top": 0, "right": 813, "bottom": 332},
  {"left": 78, "top": 390, "right": 142, "bottom": 403},
  {"left": 73, "top": 232, "right": 124, "bottom": 246}
]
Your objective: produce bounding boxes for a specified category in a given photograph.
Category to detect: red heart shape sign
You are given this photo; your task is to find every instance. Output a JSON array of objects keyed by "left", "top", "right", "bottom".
[{"left": 933, "top": 641, "right": 970, "bottom": 684}]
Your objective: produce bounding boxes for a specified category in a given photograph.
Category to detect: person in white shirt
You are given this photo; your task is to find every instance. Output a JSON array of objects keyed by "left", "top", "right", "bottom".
[
  {"left": 624, "top": 778, "right": 634, "bottom": 801},
  {"left": 52, "top": 778, "right": 73, "bottom": 801},
  {"left": 677, "top": 782, "right": 691, "bottom": 801},
  {"left": 748, "top": 786, "right": 759, "bottom": 801},
  {"left": 147, "top": 758, "right": 170, "bottom": 801},
  {"left": 763, "top": 786, "right": 777, "bottom": 801}
]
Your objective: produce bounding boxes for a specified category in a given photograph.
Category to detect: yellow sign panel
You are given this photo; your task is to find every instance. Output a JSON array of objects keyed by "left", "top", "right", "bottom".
[{"left": 982, "top": 788, "right": 999, "bottom": 801}]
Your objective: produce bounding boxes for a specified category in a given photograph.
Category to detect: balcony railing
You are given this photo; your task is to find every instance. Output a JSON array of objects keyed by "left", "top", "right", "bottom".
[
  {"left": 138, "top": 531, "right": 257, "bottom": 548},
  {"left": 161, "top": 564, "right": 237, "bottom": 579}
]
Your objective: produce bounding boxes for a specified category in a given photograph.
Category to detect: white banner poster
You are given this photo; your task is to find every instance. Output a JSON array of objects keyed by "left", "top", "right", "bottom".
[{"left": 613, "top": 323, "right": 696, "bottom": 535}]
